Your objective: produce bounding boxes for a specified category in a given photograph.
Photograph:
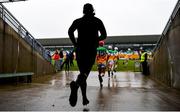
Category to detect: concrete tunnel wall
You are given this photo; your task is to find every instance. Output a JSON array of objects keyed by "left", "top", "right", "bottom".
[
  {"left": 150, "top": 6, "right": 180, "bottom": 89},
  {"left": 0, "top": 18, "right": 55, "bottom": 79}
]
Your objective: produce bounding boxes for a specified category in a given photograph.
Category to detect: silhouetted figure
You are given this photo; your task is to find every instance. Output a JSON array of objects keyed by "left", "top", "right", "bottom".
[
  {"left": 60, "top": 51, "right": 70, "bottom": 72},
  {"left": 61, "top": 51, "right": 70, "bottom": 72},
  {"left": 142, "top": 53, "right": 148, "bottom": 75},
  {"left": 65, "top": 51, "right": 70, "bottom": 72},
  {"left": 69, "top": 50, "right": 74, "bottom": 67},
  {"left": 59, "top": 49, "right": 64, "bottom": 67},
  {"left": 68, "top": 3, "right": 107, "bottom": 107},
  {"left": 140, "top": 50, "right": 148, "bottom": 75}
]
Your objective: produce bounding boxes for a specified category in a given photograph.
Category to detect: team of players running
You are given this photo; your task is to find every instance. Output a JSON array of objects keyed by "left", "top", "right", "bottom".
[{"left": 96, "top": 41, "right": 119, "bottom": 88}]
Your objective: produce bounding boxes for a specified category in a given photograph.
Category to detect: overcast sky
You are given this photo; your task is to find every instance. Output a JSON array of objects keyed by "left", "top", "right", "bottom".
[{"left": 4, "top": 0, "right": 178, "bottom": 39}]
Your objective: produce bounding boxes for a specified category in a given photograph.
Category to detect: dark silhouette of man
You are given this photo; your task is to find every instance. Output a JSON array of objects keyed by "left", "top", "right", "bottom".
[{"left": 68, "top": 3, "right": 107, "bottom": 107}]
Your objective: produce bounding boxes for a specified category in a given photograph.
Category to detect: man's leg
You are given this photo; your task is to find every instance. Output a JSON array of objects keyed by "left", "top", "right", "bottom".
[
  {"left": 69, "top": 80, "right": 79, "bottom": 107},
  {"left": 69, "top": 48, "right": 96, "bottom": 106},
  {"left": 76, "top": 74, "right": 89, "bottom": 105},
  {"left": 77, "top": 52, "right": 96, "bottom": 105},
  {"left": 69, "top": 51, "right": 87, "bottom": 106},
  {"left": 142, "top": 61, "right": 146, "bottom": 75},
  {"left": 98, "top": 67, "right": 103, "bottom": 88},
  {"left": 69, "top": 51, "right": 82, "bottom": 107},
  {"left": 143, "top": 61, "right": 147, "bottom": 75}
]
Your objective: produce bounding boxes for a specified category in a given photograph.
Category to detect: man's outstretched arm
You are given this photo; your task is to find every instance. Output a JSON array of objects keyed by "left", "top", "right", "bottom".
[
  {"left": 68, "top": 21, "right": 77, "bottom": 47},
  {"left": 99, "top": 20, "right": 107, "bottom": 41}
]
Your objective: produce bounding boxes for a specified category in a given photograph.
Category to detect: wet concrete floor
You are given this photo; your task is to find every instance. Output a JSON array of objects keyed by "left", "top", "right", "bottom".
[{"left": 0, "top": 71, "right": 180, "bottom": 111}]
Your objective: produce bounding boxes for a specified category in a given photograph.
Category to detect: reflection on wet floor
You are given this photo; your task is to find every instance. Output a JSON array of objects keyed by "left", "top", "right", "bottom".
[
  {"left": 0, "top": 71, "right": 180, "bottom": 111},
  {"left": 87, "top": 71, "right": 153, "bottom": 88},
  {"left": 15, "top": 71, "right": 152, "bottom": 89}
]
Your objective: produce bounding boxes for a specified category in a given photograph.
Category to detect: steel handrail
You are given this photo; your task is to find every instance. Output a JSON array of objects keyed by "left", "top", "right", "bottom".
[
  {"left": 0, "top": 4, "right": 51, "bottom": 62},
  {"left": 153, "top": 0, "right": 180, "bottom": 54}
]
